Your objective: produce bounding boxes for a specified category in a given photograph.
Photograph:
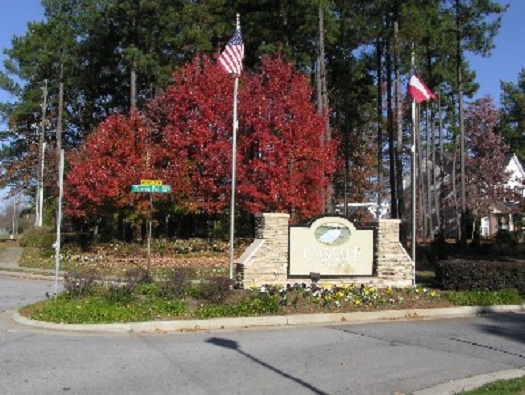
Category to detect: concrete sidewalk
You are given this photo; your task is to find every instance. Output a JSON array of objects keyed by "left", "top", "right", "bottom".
[
  {"left": 0, "top": 245, "right": 24, "bottom": 269},
  {"left": 0, "top": 246, "right": 64, "bottom": 279}
]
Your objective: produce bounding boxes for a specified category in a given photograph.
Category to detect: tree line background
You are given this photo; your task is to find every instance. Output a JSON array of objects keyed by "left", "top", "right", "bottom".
[{"left": 1, "top": 0, "right": 524, "bottom": 245}]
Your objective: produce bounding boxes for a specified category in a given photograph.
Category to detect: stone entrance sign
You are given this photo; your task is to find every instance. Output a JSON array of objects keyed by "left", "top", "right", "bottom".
[
  {"left": 236, "top": 213, "right": 413, "bottom": 289},
  {"left": 289, "top": 216, "right": 373, "bottom": 276}
]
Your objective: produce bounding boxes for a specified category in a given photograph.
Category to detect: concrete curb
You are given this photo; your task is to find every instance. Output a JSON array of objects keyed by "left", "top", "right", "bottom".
[
  {"left": 0, "top": 270, "right": 62, "bottom": 281},
  {"left": 12, "top": 304, "right": 525, "bottom": 334}
]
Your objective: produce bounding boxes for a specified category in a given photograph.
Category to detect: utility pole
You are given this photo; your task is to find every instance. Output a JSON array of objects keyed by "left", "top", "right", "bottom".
[{"left": 35, "top": 79, "right": 48, "bottom": 227}]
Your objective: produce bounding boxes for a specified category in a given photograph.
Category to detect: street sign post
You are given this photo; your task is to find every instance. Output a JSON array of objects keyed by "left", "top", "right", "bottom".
[{"left": 129, "top": 182, "right": 171, "bottom": 272}]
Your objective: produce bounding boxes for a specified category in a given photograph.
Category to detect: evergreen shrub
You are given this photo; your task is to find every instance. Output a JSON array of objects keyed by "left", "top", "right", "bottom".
[
  {"left": 435, "top": 259, "right": 525, "bottom": 295},
  {"left": 18, "top": 226, "right": 55, "bottom": 248}
]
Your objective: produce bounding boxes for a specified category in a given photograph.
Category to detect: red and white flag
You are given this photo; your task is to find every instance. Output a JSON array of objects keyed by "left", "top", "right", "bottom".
[
  {"left": 218, "top": 28, "right": 244, "bottom": 77},
  {"left": 408, "top": 74, "right": 436, "bottom": 103}
]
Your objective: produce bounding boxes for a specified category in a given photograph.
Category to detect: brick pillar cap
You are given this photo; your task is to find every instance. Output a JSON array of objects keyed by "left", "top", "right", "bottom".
[
  {"left": 371, "top": 219, "right": 401, "bottom": 224},
  {"left": 256, "top": 212, "right": 290, "bottom": 219}
]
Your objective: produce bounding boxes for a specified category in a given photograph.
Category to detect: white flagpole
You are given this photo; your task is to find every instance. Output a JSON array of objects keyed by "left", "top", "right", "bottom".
[
  {"left": 410, "top": 51, "right": 417, "bottom": 287},
  {"left": 228, "top": 15, "right": 240, "bottom": 281}
]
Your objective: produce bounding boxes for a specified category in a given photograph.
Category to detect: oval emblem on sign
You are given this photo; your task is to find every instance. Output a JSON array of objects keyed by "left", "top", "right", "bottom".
[{"left": 314, "top": 222, "right": 351, "bottom": 246}]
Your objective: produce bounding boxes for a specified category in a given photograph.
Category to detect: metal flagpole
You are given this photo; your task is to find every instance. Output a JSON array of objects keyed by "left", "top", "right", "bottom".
[
  {"left": 228, "top": 15, "right": 240, "bottom": 280},
  {"left": 410, "top": 52, "right": 417, "bottom": 287}
]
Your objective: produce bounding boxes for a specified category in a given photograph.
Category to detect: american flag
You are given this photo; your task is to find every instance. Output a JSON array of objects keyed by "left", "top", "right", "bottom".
[{"left": 218, "top": 28, "right": 244, "bottom": 76}]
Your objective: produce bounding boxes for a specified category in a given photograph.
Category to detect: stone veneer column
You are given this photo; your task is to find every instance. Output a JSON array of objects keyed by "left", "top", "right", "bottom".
[
  {"left": 374, "top": 219, "right": 413, "bottom": 286},
  {"left": 236, "top": 213, "right": 289, "bottom": 288}
]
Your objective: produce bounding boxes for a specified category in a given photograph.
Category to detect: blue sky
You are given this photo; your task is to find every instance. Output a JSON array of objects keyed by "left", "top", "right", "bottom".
[
  {"left": 0, "top": 0, "right": 522, "bottom": 105},
  {"left": 467, "top": 0, "right": 525, "bottom": 103},
  {"left": 0, "top": 0, "right": 523, "bottom": 207}
]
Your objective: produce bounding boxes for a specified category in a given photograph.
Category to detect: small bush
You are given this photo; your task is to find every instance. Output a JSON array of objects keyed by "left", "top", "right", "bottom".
[
  {"left": 18, "top": 226, "right": 55, "bottom": 248},
  {"left": 198, "top": 276, "right": 233, "bottom": 304},
  {"left": 158, "top": 267, "right": 196, "bottom": 298},
  {"left": 105, "top": 281, "right": 136, "bottom": 303},
  {"left": 64, "top": 268, "right": 101, "bottom": 297},
  {"left": 124, "top": 267, "right": 153, "bottom": 288},
  {"left": 135, "top": 282, "right": 160, "bottom": 296},
  {"left": 495, "top": 229, "right": 517, "bottom": 245},
  {"left": 104, "top": 267, "right": 153, "bottom": 303}
]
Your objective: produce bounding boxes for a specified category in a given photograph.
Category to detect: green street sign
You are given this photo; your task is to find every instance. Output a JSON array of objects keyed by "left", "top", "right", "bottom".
[{"left": 131, "top": 185, "right": 171, "bottom": 193}]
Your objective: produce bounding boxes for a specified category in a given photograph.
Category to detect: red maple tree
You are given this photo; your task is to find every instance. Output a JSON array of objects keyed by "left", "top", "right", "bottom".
[
  {"left": 64, "top": 112, "right": 174, "bottom": 218},
  {"left": 465, "top": 96, "right": 510, "bottom": 218},
  {"left": 238, "top": 56, "right": 337, "bottom": 218},
  {"left": 66, "top": 55, "right": 337, "bottom": 222}
]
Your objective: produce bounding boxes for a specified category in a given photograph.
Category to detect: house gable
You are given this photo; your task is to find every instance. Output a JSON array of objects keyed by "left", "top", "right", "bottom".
[{"left": 505, "top": 153, "right": 525, "bottom": 193}]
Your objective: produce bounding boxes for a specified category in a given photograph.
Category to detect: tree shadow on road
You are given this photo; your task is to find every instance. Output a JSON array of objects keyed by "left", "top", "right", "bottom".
[
  {"left": 472, "top": 312, "right": 525, "bottom": 350},
  {"left": 206, "top": 337, "right": 329, "bottom": 395}
]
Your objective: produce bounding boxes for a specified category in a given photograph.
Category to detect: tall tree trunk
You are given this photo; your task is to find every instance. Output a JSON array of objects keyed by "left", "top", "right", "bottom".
[
  {"left": 417, "top": 106, "right": 426, "bottom": 242},
  {"left": 425, "top": 104, "right": 434, "bottom": 241},
  {"left": 340, "top": 8, "right": 349, "bottom": 216},
  {"left": 438, "top": 89, "right": 445, "bottom": 239},
  {"left": 452, "top": 137, "right": 460, "bottom": 240},
  {"left": 57, "top": 62, "right": 64, "bottom": 167},
  {"left": 394, "top": 20, "right": 407, "bottom": 245},
  {"left": 385, "top": 23, "right": 396, "bottom": 220},
  {"left": 130, "top": 55, "right": 137, "bottom": 113},
  {"left": 317, "top": 3, "right": 332, "bottom": 212},
  {"left": 431, "top": 100, "right": 440, "bottom": 235},
  {"left": 35, "top": 79, "right": 48, "bottom": 227},
  {"left": 377, "top": 37, "right": 384, "bottom": 219},
  {"left": 456, "top": 0, "right": 467, "bottom": 242}
]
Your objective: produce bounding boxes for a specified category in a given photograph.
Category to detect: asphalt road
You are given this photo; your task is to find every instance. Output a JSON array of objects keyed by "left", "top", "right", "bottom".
[{"left": 0, "top": 276, "right": 524, "bottom": 395}]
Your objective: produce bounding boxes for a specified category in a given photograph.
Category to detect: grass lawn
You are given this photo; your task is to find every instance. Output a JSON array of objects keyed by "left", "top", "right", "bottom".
[
  {"left": 11, "top": 240, "right": 525, "bottom": 324},
  {"left": 18, "top": 272, "right": 524, "bottom": 324},
  {"left": 458, "top": 376, "right": 525, "bottom": 394}
]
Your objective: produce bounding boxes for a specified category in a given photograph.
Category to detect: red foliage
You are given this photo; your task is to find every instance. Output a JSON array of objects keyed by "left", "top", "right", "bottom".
[
  {"left": 238, "top": 57, "right": 337, "bottom": 218},
  {"left": 64, "top": 113, "right": 171, "bottom": 218},
  {"left": 465, "top": 96, "right": 510, "bottom": 217},
  {"left": 154, "top": 56, "right": 237, "bottom": 214},
  {"left": 65, "top": 56, "right": 338, "bottom": 221}
]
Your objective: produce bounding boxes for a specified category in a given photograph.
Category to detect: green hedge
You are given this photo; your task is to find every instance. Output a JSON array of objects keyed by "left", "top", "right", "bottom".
[
  {"left": 18, "top": 226, "right": 55, "bottom": 248},
  {"left": 435, "top": 259, "right": 525, "bottom": 295}
]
